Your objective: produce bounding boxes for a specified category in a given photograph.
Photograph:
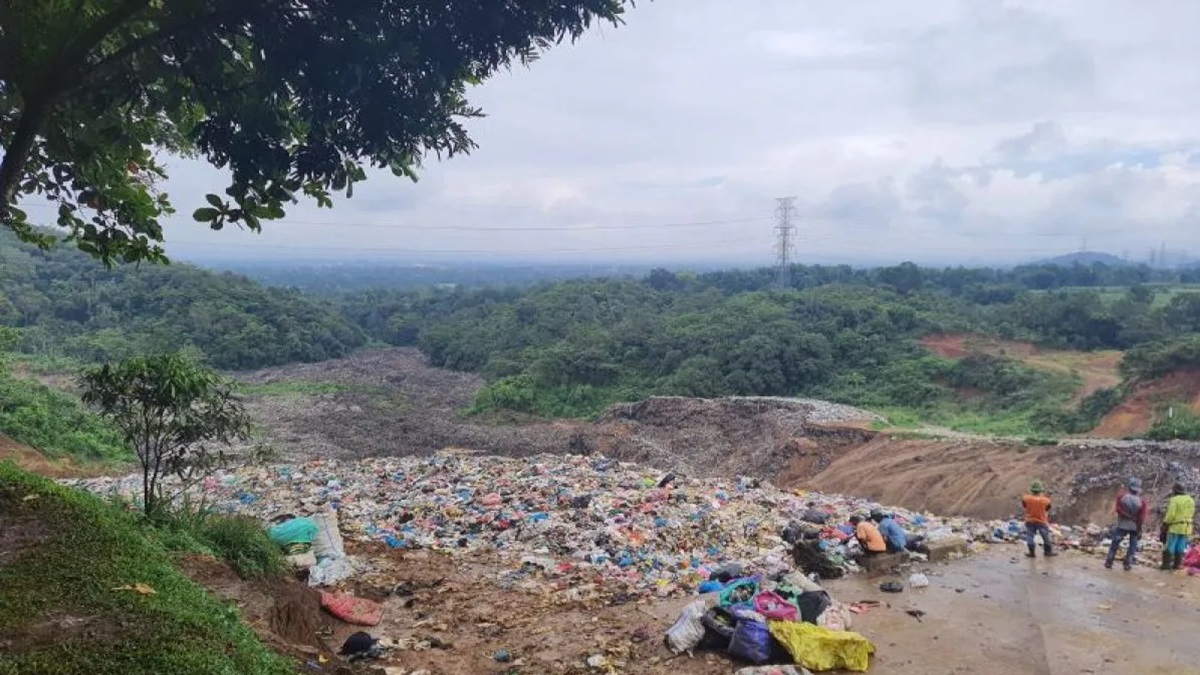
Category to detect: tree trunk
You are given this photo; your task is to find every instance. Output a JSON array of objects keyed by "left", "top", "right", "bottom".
[{"left": 0, "top": 98, "right": 48, "bottom": 208}]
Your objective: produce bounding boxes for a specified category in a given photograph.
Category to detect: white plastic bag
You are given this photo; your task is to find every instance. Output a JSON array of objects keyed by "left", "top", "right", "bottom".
[
  {"left": 908, "top": 572, "right": 930, "bottom": 588},
  {"left": 308, "top": 556, "right": 355, "bottom": 586},
  {"left": 311, "top": 504, "right": 346, "bottom": 560},
  {"left": 665, "top": 600, "right": 706, "bottom": 653}
]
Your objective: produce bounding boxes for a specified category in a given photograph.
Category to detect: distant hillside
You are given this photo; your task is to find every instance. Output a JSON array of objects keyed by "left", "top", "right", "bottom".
[
  {"left": 0, "top": 232, "right": 367, "bottom": 369},
  {"left": 1037, "top": 251, "right": 1129, "bottom": 267}
]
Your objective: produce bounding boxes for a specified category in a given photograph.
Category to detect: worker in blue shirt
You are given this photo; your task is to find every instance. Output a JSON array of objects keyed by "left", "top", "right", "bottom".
[{"left": 871, "top": 509, "right": 908, "bottom": 553}]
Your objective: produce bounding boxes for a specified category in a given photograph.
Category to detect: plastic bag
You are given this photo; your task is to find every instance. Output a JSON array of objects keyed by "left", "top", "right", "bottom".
[
  {"left": 311, "top": 505, "right": 345, "bottom": 560},
  {"left": 769, "top": 621, "right": 875, "bottom": 672},
  {"left": 269, "top": 517, "right": 318, "bottom": 548},
  {"left": 816, "top": 601, "right": 852, "bottom": 632},
  {"left": 665, "top": 600, "right": 706, "bottom": 653},
  {"left": 700, "top": 606, "right": 738, "bottom": 650},
  {"left": 1184, "top": 544, "right": 1200, "bottom": 570},
  {"left": 719, "top": 578, "right": 759, "bottom": 607},
  {"left": 754, "top": 591, "right": 799, "bottom": 622},
  {"left": 728, "top": 616, "right": 772, "bottom": 664},
  {"left": 907, "top": 573, "right": 929, "bottom": 588},
  {"left": 309, "top": 556, "right": 355, "bottom": 587}
]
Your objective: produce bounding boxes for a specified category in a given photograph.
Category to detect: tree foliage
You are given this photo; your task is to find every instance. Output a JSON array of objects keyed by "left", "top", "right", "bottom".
[
  {"left": 332, "top": 261, "right": 1200, "bottom": 435},
  {"left": 80, "top": 353, "right": 250, "bottom": 515},
  {"left": 1, "top": 0, "right": 633, "bottom": 263},
  {"left": 0, "top": 229, "right": 366, "bottom": 368}
]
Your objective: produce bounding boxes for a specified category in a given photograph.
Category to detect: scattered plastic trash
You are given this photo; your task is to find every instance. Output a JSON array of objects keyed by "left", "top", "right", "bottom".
[
  {"left": 338, "top": 631, "right": 384, "bottom": 662},
  {"left": 879, "top": 581, "right": 904, "bottom": 593},
  {"left": 907, "top": 572, "right": 930, "bottom": 588},
  {"left": 66, "top": 451, "right": 994, "bottom": 598},
  {"left": 493, "top": 648, "right": 512, "bottom": 663}
]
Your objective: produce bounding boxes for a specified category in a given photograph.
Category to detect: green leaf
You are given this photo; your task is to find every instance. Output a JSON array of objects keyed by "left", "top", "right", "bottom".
[
  {"left": 205, "top": 194, "right": 223, "bottom": 208},
  {"left": 192, "top": 207, "right": 220, "bottom": 222}
]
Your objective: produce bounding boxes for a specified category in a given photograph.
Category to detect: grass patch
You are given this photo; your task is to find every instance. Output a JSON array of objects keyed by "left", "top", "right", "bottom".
[
  {"left": 0, "top": 372, "right": 131, "bottom": 462},
  {"left": 0, "top": 463, "right": 293, "bottom": 675},
  {"left": 147, "top": 500, "right": 285, "bottom": 580}
]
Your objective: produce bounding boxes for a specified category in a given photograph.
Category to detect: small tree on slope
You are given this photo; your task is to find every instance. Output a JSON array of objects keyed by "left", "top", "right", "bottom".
[{"left": 81, "top": 352, "right": 249, "bottom": 516}]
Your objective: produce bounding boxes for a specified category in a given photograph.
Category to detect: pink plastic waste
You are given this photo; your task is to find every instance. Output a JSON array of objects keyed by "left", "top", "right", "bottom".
[{"left": 754, "top": 591, "right": 799, "bottom": 622}]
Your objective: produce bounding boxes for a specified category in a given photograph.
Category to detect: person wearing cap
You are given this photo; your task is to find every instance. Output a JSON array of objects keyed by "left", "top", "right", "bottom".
[
  {"left": 849, "top": 514, "right": 887, "bottom": 556},
  {"left": 870, "top": 509, "right": 908, "bottom": 554},
  {"left": 1020, "top": 480, "right": 1056, "bottom": 558},
  {"left": 1162, "top": 483, "right": 1195, "bottom": 570},
  {"left": 1105, "top": 478, "right": 1149, "bottom": 570}
]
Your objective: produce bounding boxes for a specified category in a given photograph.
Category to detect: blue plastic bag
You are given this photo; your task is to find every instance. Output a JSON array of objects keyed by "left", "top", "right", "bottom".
[{"left": 728, "top": 616, "right": 771, "bottom": 664}]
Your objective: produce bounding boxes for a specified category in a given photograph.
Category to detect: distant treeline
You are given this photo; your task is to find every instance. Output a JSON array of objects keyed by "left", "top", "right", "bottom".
[
  {"left": 0, "top": 232, "right": 366, "bottom": 369},
  {"left": 337, "top": 261, "right": 1200, "bottom": 431}
]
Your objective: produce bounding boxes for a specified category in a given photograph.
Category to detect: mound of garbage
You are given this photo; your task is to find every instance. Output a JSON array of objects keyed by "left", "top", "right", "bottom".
[{"left": 68, "top": 452, "right": 972, "bottom": 600}]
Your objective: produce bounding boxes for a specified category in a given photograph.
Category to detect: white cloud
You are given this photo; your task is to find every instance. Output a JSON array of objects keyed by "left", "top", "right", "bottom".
[{"left": 73, "top": 0, "right": 1200, "bottom": 265}]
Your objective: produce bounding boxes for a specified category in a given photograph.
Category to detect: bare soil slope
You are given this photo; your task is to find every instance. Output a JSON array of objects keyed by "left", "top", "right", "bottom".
[
  {"left": 1093, "top": 366, "right": 1200, "bottom": 438},
  {"left": 804, "top": 431, "right": 1200, "bottom": 524}
]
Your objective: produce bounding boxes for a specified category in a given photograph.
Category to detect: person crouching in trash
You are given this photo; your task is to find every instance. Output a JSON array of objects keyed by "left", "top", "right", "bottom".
[{"left": 849, "top": 514, "right": 887, "bottom": 557}]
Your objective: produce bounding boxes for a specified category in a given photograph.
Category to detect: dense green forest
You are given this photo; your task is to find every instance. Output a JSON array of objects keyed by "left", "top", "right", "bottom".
[
  {"left": 7, "top": 224, "right": 1200, "bottom": 439},
  {"left": 338, "top": 262, "right": 1200, "bottom": 434},
  {"left": 0, "top": 231, "right": 367, "bottom": 369}
]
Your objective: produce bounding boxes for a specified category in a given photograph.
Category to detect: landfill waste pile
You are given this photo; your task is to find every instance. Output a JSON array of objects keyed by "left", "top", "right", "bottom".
[
  {"left": 1060, "top": 441, "right": 1200, "bottom": 502},
  {"left": 66, "top": 452, "right": 982, "bottom": 600},
  {"left": 666, "top": 566, "right": 875, "bottom": 673}
]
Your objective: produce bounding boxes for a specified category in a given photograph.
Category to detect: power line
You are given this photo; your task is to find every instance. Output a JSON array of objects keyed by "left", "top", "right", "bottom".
[
  {"left": 773, "top": 197, "right": 797, "bottom": 288},
  {"left": 14, "top": 202, "right": 768, "bottom": 232},
  {"left": 169, "top": 237, "right": 772, "bottom": 255}
]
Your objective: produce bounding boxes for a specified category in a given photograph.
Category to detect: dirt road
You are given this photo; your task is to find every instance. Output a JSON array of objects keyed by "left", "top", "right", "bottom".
[{"left": 828, "top": 546, "right": 1199, "bottom": 675}]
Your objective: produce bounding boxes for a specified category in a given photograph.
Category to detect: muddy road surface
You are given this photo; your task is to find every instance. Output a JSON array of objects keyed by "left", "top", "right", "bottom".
[{"left": 824, "top": 547, "right": 1199, "bottom": 675}]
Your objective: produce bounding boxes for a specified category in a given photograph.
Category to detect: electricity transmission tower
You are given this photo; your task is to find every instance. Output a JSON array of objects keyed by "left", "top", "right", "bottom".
[{"left": 773, "top": 197, "right": 797, "bottom": 288}]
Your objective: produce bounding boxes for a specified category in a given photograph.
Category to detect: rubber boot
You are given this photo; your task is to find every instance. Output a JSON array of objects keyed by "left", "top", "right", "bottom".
[
  {"left": 1172, "top": 553, "right": 1183, "bottom": 570},
  {"left": 1044, "top": 545, "right": 1057, "bottom": 557},
  {"left": 1025, "top": 544, "right": 1036, "bottom": 558},
  {"left": 1161, "top": 550, "right": 1173, "bottom": 570}
]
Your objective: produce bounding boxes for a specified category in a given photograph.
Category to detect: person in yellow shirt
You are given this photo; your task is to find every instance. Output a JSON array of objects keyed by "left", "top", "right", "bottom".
[
  {"left": 849, "top": 514, "right": 887, "bottom": 555},
  {"left": 1162, "top": 483, "right": 1195, "bottom": 570}
]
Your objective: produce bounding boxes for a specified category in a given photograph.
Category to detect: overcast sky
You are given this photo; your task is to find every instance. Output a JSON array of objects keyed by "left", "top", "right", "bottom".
[{"left": 121, "top": 1, "right": 1200, "bottom": 265}]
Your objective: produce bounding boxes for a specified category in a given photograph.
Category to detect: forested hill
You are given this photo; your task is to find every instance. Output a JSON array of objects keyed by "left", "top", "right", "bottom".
[
  {"left": 0, "top": 232, "right": 366, "bottom": 369},
  {"left": 338, "top": 262, "right": 1200, "bottom": 434}
]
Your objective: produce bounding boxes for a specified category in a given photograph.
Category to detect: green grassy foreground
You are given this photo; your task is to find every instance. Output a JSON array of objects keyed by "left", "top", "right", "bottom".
[{"left": 0, "top": 463, "right": 293, "bottom": 675}]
